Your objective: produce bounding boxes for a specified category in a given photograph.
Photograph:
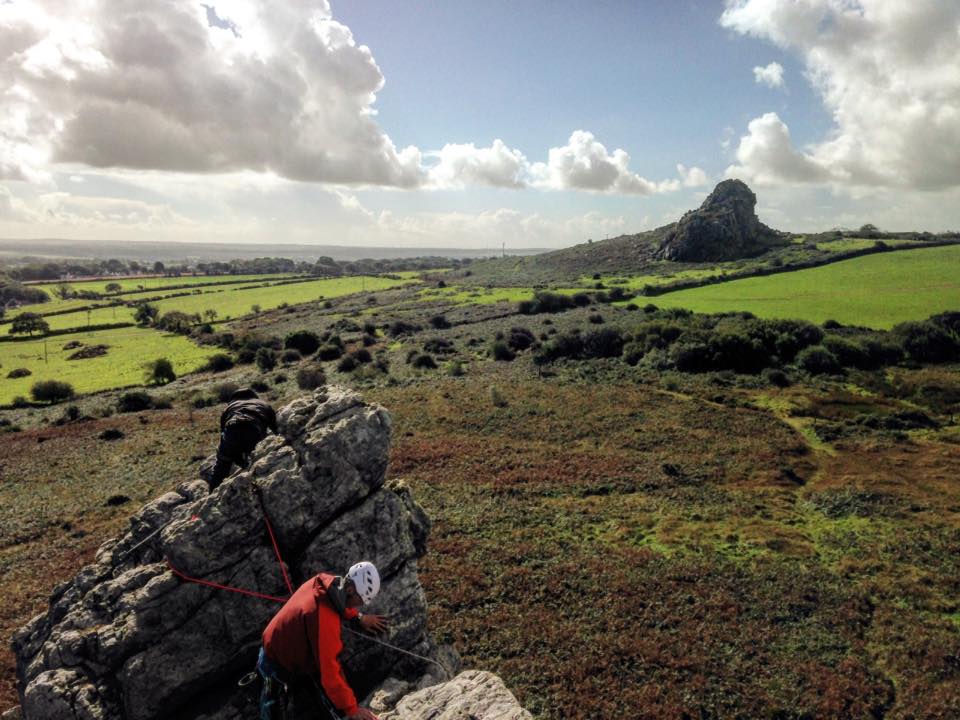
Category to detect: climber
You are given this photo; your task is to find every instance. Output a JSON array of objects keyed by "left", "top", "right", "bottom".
[
  {"left": 207, "top": 387, "right": 278, "bottom": 489},
  {"left": 258, "top": 561, "right": 389, "bottom": 720}
]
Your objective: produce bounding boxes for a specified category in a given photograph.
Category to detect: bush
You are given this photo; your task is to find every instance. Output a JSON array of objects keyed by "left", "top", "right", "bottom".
[
  {"left": 250, "top": 380, "right": 269, "bottom": 392},
  {"left": 518, "top": 290, "right": 576, "bottom": 315},
  {"left": 572, "top": 293, "right": 591, "bottom": 307},
  {"left": 214, "top": 382, "right": 240, "bottom": 403},
  {"left": 362, "top": 322, "right": 378, "bottom": 335},
  {"left": 429, "top": 315, "right": 451, "bottom": 329},
  {"left": 236, "top": 348, "right": 256, "bottom": 364},
  {"left": 423, "top": 337, "right": 455, "bottom": 355},
  {"left": 256, "top": 347, "right": 277, "bottom": 372},
  {"left": 156, "top": 311, "right": 196, "bottom": 334},
  {"left": 588, "top": 313, "right": 604, "bottom": 324},
  {"left": 144, "top": 357, "right": 176, "bottom": 385},
  {"left": 351, "top": 348, "right": 373, "bottom": 364},
  {"left": 797, "top": 345, "right": 843, "bottom": 375},
  {"left": 412, "top": 353, "right": 438, "bottom": 369},
  {"left": 893, "top": 320, "right": 960, "bottom": 363},
  {"left": 823, "top": 336, "right": 871, "bottom": 370},
  {"left": 763, "top": 368, "right": 791, "bottom": 387},
  {"left": 317, "top": 344, "right": 344, "bottom": 361},
  {"left": 11, "top": 396, "right": 29, "bottom": 408},
  {"left": 296, "top": 366, "right": 327, "bottom": 390},
  {"left": 491, "top": 341, "right": 515, "bottom": 361},
  {"left": 535, "top": 332, "right": 584, "bottom": 364},
  {"left": 281, "top": 348, "right": 302, "bottom": 364},
  {"left": 117, "top": 391, "right": 153, "bottom": 413},
  {"left": 337, "top": 355, "right": 358, "bottom": 372},
  {"left": 284, "top": 330, "right": 320, "bottom": 356},
  {"left": 205, "top": 353, "right": 235, "bottom": 372},
  {"left": 7, "top": 367, "right": 31, "bottom": 378},
  {"left": 388, "top": 320, "right": 421, "bottom": 337},
  {"left": 581, "top": 328, "right": 625, "bottom": 359},
  {"left": 31, "top": 380, "right": 75, "bottom": 404},
  {"left": 445, "top": 360, "right": 465, "bottom": 376},
  {"left": 273, "top": 373, "right": 287, "bottom": 384},
  {"left": 361, "top": 333, "right": 377, "bottom": 347},
  {"left": 507, "top": 327, "right": 536, "bottom": 352}
]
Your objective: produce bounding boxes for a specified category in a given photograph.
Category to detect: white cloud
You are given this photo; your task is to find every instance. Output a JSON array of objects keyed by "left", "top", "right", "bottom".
[
  {"left": 529, "top": 131, "right": 692, "bottom": 195},
  {"left": 427, "top": 139, "right": 528, "bottom": 189},
  {"left": 677, "top": 164, "right": 709, "bottom": 188},
  {"left": 753, "top": 61, "right": 784, "bottom": 88},
  {"left": 0, "top": 0, "right": 424, "bottom": 187},
  {"left": 727, "top": 112, "right": 829, "bottom": 184},
  {"left": 722, "top": 0, "right": 960, "bottom": 190}
]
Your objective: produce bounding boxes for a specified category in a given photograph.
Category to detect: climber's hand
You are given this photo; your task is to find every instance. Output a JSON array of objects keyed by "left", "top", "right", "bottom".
[{"left": 360, "top": 613, "right": 389, "bottom": 634}]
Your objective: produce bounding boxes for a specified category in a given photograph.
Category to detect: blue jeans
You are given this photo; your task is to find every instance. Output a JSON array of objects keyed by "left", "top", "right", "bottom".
[{"left": 257, "top": 647, "right": 287, "bottom": 720}]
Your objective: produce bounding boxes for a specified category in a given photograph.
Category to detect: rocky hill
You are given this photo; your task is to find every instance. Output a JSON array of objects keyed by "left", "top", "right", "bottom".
[
  {"left": 9, "top": 388, "right": 530, "bottom": 720},
  {"left": 463, "top": 179, "right": 786, "bottom": 283},
  {"left": 656, "top": 179, "right": 786, "bottom": 262}
]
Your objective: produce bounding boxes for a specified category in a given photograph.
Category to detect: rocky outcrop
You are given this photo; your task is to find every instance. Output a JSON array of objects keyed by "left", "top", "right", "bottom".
[
  {"left": 11, "top": 387, "right": 511, "bottom": 719},
  {"left": 378, "top": 670, "right": 532, "bottom": 719},
  {"left": 657, "top": 179, "right": 785, "bottom": 262}
]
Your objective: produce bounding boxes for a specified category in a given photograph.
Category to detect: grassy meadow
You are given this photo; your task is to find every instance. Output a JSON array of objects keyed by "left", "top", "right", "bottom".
[
  {"left": 27, "top": 273, "right": 299, "bottom": 298},
  {"left": 630, "top": 244, "right": 960, "bottom": 329},
  {"left": 0, "top": 327, "right": 218, "bottom": 403}
]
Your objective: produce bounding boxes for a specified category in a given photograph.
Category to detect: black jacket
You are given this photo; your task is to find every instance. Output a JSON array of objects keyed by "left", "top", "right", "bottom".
[{"left": 219, "top": 398, "right": 278, "bottom": 435}]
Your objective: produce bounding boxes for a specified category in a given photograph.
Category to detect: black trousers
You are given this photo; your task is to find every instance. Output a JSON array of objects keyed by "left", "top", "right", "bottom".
[{"left": 209, "top": 420, "right": 267, "bottom": 489}]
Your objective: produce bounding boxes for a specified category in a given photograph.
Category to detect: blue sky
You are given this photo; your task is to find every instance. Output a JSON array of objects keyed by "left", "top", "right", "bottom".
[{"left": 0, "top": 1, "right": 958, "bottom": 248}]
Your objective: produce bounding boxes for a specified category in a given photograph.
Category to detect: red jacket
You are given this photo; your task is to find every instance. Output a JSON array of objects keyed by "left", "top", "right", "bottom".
[{"left": 262, "top": 574, "right": 360, "bottom": 715}]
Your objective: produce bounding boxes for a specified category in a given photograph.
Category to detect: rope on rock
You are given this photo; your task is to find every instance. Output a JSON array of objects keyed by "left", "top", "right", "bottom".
[{"left": 343, "top": 627, "right": 451, "bottom": 681}]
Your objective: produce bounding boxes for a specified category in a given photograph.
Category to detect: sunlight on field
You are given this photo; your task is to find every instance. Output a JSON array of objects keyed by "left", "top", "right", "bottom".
[
  {"left": 0, "top": 327, "right": 218, "bottom": 404},
  {"left": 417, "top": 285, "right": 582, "bottom": 305},
  {"left": 28, "top": 273, "right": 298, "bottom": 297},
  {"left": 12, "top": 275, "right": 418, "bottom": 333},
  {"left": 633, "top": 245, "right": 960, "bottom": 329}
]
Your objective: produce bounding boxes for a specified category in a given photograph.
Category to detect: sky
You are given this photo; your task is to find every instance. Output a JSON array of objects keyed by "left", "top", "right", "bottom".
[{"left": 0, "top": 0, "right": 959, "bottom": 250}]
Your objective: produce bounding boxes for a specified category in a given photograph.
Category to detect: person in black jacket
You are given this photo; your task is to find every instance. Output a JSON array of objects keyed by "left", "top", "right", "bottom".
[{"left": 208, "top": 388, "right": 278, "bottom": 489}]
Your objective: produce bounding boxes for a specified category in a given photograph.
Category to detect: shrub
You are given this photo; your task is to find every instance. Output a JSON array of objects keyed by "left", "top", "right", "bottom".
[
  {"left": 7, "top": 367, "right": 31, "bottom": 378},
  {"left": 236, "top": 348, "right": 256, "bottom": 364},
  {"left": 117, "top": 391, "right": 153, "bottom": 413},
  {"left": 763, "top": 368, "right": 791, "bottom": 387},
  {"left": 362, "top": 322, "right": 378, "bottom": 335},
  {"left": 388, "top": 320, "right": 421, "bottom": 337},
  {"left": 205, "top": 353, "right": 234, "bottom": 372},
  {"left": 581, "top": 328, "right": 625, "bottom": 359},
  {"left": 256, "top": 347, "right": 277, "bottom": 372},
  {"left": 491, "top": 341, "right": 515, "bottom": 361},
  {"left": 535, "top": 332, "right": 584, "bottom": 364},
  {"left": 361, "top": 333, "right": 377, "bottom": 347},
  {"left": 337, "top": 355, "right": 358, "bottom": 372},
  {"left": 507, "top": 327, "right": 536, "bottom": 352},
  {"left": 489, "top": 386, "right": 507, "bottom": 407},
  {"left": 643, "top": 304, "right": 658, "bottom": 313},
  {"left": 12, "top": 396, "right": 29, "bottom": 408},
  {"left": 823, "top": 319, "right": 843, "bottom": 330},
  {"left": 797, "top": 345, "right": 843, "bottom": 375},
  {"left": 251, "top": 380, "right": 269, "bottom": 392},
  {"left": 156, "top": 311, "right": 196, "bottom": 334},
  {"left": 317, "top": 344, "right": 344, "bottom": 361},
  {"left": 622, "top": 342, "right": 646, "bottom": 366},
  {"left": 823, "top": 336, "right": 870, "bottom": 370},
  {"left": 31, "top": 380, "right": 75, "bottom": 403},
  {"left": 214, "top": 382, "right": 239, "bottom": 403},
  {"left": 351, "top": 348, "right": 373, "bottom": 364},
  {"left": 423, "top": 337, "right": 455, "bottom": 355},
  {"left": 445, "top": 360, "right": 465, "bottom": 376},
  {"left": 144, "top": 358, "right": 176, "bottom": 385},
  {"left": 281, "top": 348, "right": 302, "bottom": 364},
  {"left": 273, "top": 373, "right": 287, "bottom": 384},
  {"left": 518, "top": 290, "right": 576, "bottom": 315},
  {"left": 296, "top": 366, "right": 326, "bottom": 390},
  {"left": 572, "top": 293, "right": 591, "bottom": 307},
  {"left": 412, "top": 353, "right": 438, "bottom": 369},
  {"left": 588, "top": 313, "right": 604, "bottom": 324},
  {"left": 284, "top": 330, "right": 320, "bottom": 356},
  {"left": 893, "top": 320, "right": 960, "bottom": 363},
  {"left": 429, "top": 315, "right": 451, "bottom": 329}
]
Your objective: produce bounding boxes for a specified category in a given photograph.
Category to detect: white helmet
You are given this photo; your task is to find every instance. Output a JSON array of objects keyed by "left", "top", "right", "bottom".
[{"left": 347, "top": 561, "right": 380, "bottom": 603}]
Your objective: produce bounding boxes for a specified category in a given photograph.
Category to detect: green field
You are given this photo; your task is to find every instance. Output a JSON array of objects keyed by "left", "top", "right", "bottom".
[
  {"left": 417, "top": 285, "right": 583, "bottom": 305},
  {"left": 814, "top": 237, "right": 919, "bottom": 252},
  {"left": 0, "top": 327, "right": 218, "bottom": 404},
  {"left": 633, "top": 245, "right": 960, "bottom": 329},
  {"left": 27, "top": 273, "right": 298, "bottom": 298},
  {"left": 11, "top": 275, "right": 418, "bottom": 333}
]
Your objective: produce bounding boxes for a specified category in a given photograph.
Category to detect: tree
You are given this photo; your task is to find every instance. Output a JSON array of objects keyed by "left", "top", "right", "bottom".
[
  {"left": 251, "top": 304, "right": 262, "bottom": 315},
  {"left": 255, "top": 347, "right": 277, "bottom": 372},
  {"left": 153, "top": 261, "right": 165, "bottom": 274},
  {"left": 203, "top": 309, "right": 218, "bottom": 322},
  {"left": 133, "top": 303, "right": 159, "bottom": 326},
  {"left": 144, "top": 358, "right": 176, "bottom": 385},
  {"left": 156, "top": 311, "right": 195, "bottom": 334},
  {"left": 9, "top": 312, "right": 50, "bottom": 336},
  {"left": 105, "top": 282, "right": 122, "bottom": 293},
  {"left": 54, "top": 283, "right": 73, "bottom": 300}
]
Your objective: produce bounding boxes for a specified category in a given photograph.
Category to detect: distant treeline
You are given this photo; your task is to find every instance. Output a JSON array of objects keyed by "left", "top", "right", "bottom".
[{"left": 3, "top": 255, "right": 473, "bottom": 283}]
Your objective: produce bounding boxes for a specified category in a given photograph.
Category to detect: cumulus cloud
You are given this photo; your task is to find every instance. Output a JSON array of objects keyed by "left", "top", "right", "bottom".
[
  {"left": 0, "top": 0, "right": 424, "bottom": 186},
  {"left": 722, "top": 0, "right": 960, "bottom": 190},
  {"left": 753, "top": 61, "right": 784, "bottom": 88},
  {"left": 677, "top": 164, "right": 709, "bottom": 188},
  {"left": 427, "top": 139, "right": 528, "bottom": 189},
  {"left": 529, "top": 131, "right": 698, "bottom": 195}
]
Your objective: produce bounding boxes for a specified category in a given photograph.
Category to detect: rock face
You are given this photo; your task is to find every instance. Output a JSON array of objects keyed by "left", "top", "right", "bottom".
[
  {"left": 11, "top": 388, "right": 530, "bottom": 720},
  {"left": 379, "top": 670, "right": 532, "bottom": 720},
  {"left": 657, "top": 179, "right": 784, "bottom": 262}
]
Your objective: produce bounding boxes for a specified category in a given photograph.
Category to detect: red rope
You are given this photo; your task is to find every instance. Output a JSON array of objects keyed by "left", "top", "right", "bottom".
[
  {"left": 166, "top": 559, "right": 288, "bottom": 603},
  {"left": 165, "top": 487, "right": 295, "bottom": 603},
  {"left": 257, "top": 491, "right": 294, "bottom": 596}
]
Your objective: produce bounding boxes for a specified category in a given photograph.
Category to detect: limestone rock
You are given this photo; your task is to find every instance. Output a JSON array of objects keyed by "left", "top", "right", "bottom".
[
  {"left": 381, "top": 670, "right": 533, "bottom": 720},
  {"left": 12, "top": 387, "right": 450, "bottom": 720},
  {"left": 657, "top": 179, "right": 785, "bottom": 262}
]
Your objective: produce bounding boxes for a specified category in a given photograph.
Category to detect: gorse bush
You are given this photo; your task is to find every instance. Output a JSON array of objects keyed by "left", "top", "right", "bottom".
[
  {"left": 284, "top": 330, "right": 320, "bottom": 356},
  {"left": 205, "top": 353, "right": 234, "bottom": 372},
  {"left": 491, "top": 341, "right": 515, "bottom": 361},
  {"left": 256, "top": 347, "right": 277, "bottom": 372},
  {"left": 144, "top": 357, "right": 176, "bottom": 385},
  {"left": 581, "top": 328, "right": 625, "bottom": 359},
  {"left": 31, "top": 380, "right": 75, "bottom": 404},
  {"left": 893, "top": 319, "right": 960, "bottom": 363},
  {"left": 518, "top": 290, "right": 576, "bottom": 315},
  {"left": 296, "top": 366, "right": 326, "bottom": 390},
  {"left": 797, "top": 345, "right": 843, "bottom": 375},
  {"left": 507, "top": 327, "right": 536, "bottom": 352},
  {"left": 317, "top": 344, "right": 344, "bottom": 361},
  {"left": 281, "top": 348, "right": 302, "bottom": 364},
  {"left": 117, "top": 391, "right": 153, "bottom": 413}
]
